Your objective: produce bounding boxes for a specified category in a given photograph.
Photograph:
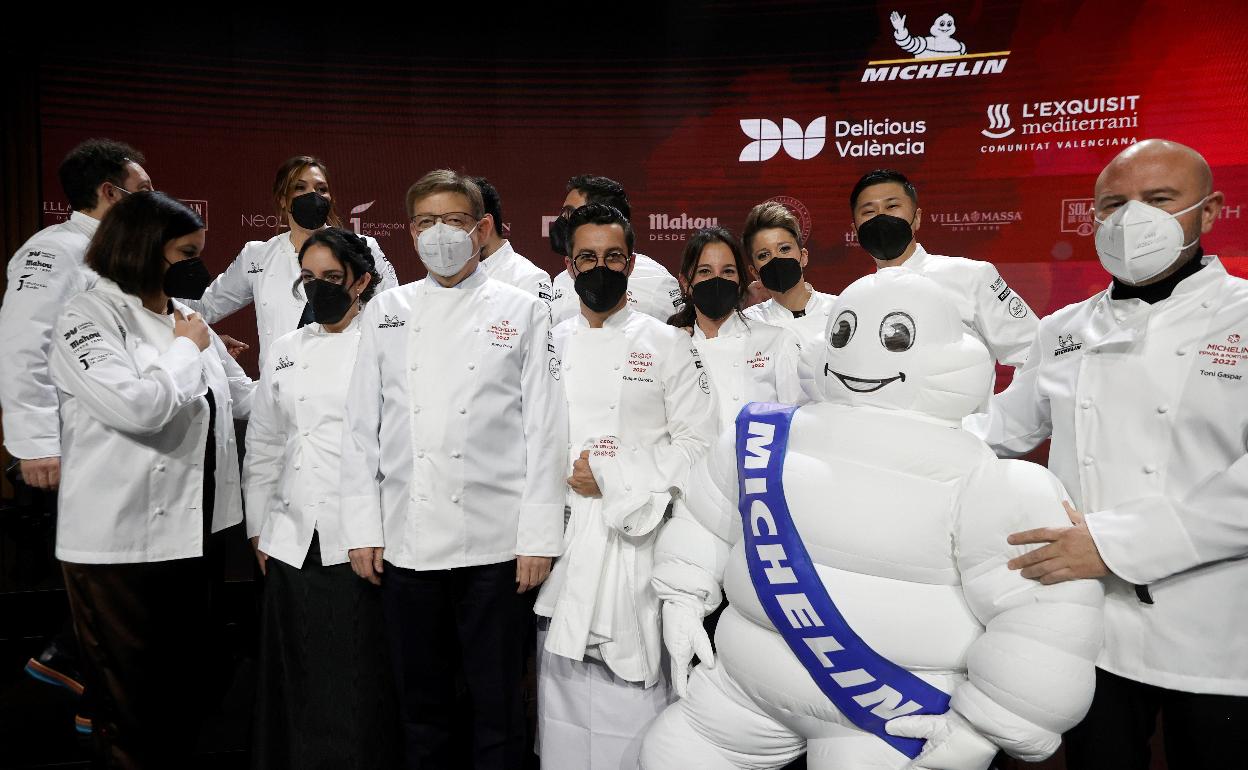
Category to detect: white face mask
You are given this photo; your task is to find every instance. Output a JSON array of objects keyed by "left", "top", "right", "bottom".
[
  {"left": 1094, "top": 197, "right": 1206, "bottom": 284},
  {"left": 417, "top": 221, "right": 479, "bottom": 277}
]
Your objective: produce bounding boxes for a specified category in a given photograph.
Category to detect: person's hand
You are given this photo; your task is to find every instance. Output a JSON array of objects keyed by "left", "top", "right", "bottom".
[
  {"left": 19, "top": 457, "right": 61, "bottom": 490},
  {"left": 1007, "top": 502, "right": 1109, "bottom": 584},
  {"left": 349, "top": 547, "right": 385, "bottom": 586},
  {"left": 886, "top": 709, "right": 999, "bottom": 770},
  {"left": 890, "top": 11, "right": 908, "bottom": 34},
  {"left": 662, "top": 601, "right": 715, "bottom": 698},
  {"left": 516, "top": 556, "right": 552, "bottom": 593},
  {"left": 249, "top": 536, "right": 268, "bottom": 575},
  {"left": 173, "top": 309, "right": 211, "bottom": 351},
  {"left": 744, "top": 279, "right": 770, "bottom": 308},
  {"left": 567, "top": 450, "right": 602, "bottom": 498},
  {"left": 219, "top": 334, "right": 250, "bottom": 359}
]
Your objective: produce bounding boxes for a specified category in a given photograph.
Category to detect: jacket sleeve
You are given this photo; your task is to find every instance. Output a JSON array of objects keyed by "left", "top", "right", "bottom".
[
  {"left": 652, "top": 430, "right": 740, "bottom": 615},
  {"left": 1086, "top": 451, "right": 1248, "bottom": 583},
  {"left": 515, "top": 301, "right": 568, "bottom": 557},
  {"left": 366, "top": 236, "right": 400, "bottom": 294},
  {"left": 207, "top": 326, "right": 256, "bottom": 419},
  {"left": 963, "top": 331, "right": 1052, "bottom": 457},
  {"left": 180, "top": 245, "right": 256, "bottom": 322},
  {"left": 0, "top": 239, "right": 90, "bottom": 458},
  {"left": 772, "top": 326, "right": 806, "bottom": 405},
  {"left": 49, "top": 300, "right": 206, "bottom": 435},
  {"left": 242, "top": 345, "right": 288, "bottom": 539},
  {"left": 338, "top": 303, "right": 386, "bottom": 549},
  {"left": 588, "top": 334, "right": 718, "bottom": 535},
  {"left": 972, "top": 261, "right": 1039, "bottom": 369},
  {"left": 951, "top": 459, "right": 1104, "bottom": 762}
]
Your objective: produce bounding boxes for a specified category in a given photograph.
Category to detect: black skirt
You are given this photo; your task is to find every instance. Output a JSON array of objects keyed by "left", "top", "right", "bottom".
[{"left": 252, "top": 533, "right": 401, "bottom": 769}]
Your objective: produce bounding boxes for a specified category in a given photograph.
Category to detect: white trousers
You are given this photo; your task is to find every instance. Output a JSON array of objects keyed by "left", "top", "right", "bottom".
[{"left": 537, "top": 621, "right": 674, "bottom": 770}]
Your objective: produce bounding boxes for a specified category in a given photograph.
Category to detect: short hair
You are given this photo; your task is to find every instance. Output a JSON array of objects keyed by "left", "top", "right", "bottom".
[
  {"left": 742, "top": 201, "right": 803, "bottom": 255},
  {"left": 849, "top": 169, "right": 919, "bottom": 211},
  {"left": 668, "top": 226, "right": 749, "bottom": 328},
  {"left": 59, "top": 139, "right": 146, "bottom": 212},
  {"left": 473, "top": 177, "right": 505, "bottom": 236},
  {"left": 566, "top": 175, "right": 631, "bottom": 221},
  {"left": 295, "top": 227, "right": 382, "bottom": 303},
  {"left": 272, "top": 155, "right": 343, "bottom": 227},
  {"left": 567, "top": 203, "right": 634, "bottom": 256},
  {"left": 86, "top": 191, "right": 204, "bottom": 298},
  {"left": 405, "top": 169, "right": 484, "bottom": 220}
]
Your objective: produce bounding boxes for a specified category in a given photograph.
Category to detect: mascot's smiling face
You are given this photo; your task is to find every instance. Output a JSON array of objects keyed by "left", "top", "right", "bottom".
[{"left": 820, "top": 269, "right": 991, "bottom": 422}]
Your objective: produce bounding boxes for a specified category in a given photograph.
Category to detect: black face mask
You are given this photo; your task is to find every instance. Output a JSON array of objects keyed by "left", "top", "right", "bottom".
[
  {"left": 758, "top": 257, "right": 803, "bottom": 293},
  {"left": 304, "top": 279, "right": 356, "bottom": 325},
  {"left": 574, "top": 265, "right": 628, "bottom": 313},
  {"left": 549, "top": 215, "right": 571, "bottom": 257},
  {"left": 164, "top": 257, "right": 213, "bottom": 300},
  {"left": 857, "top": 214, "right": 914, "bottom": 261},
  {"left": 690, "top": 276, "right": 739, "bottom": 320},
  {"left": 290, "top": 191, "right": 332, "bottom": 230}
]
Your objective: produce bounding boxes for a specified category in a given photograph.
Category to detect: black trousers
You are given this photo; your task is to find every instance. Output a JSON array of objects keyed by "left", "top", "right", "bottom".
[
  {"left": 1065, "top": 667, "right": 1248, "bottom": 770},
  {"left": 382, "top": 559, "right": 529, "bottom": 770}
]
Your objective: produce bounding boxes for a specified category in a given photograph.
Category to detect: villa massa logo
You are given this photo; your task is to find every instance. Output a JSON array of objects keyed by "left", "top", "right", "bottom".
[
  {"left": 979, "top": 95, "right": 1141, "bottom": 154},
  {"left": 765, "top": 196, "right": 813, "bottom": 243},
  {"left": 861, "top": 9, "right": 1010, "bottom": 83},
  {"left": 739, "top": 117, "right": 826, "bottom": 162},
  {"left": 927, "top": 208, "right": 1022, "bottom": 232}
]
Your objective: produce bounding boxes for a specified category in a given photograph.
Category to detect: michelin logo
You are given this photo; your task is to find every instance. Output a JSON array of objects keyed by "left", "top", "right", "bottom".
[
  {"left": 862, "top": 9, "right": 1009, "bottom": 83},
  {"left": 890, "top": 11, "right": 966, "bottom": 58}
]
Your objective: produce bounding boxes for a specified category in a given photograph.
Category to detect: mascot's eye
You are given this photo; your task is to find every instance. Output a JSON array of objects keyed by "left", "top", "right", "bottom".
[
  {"left": 829, "top": 310, "right": 857, "bottom": 348},
  {"left": 879, "top": 311, "right": 916, "bottom": 352}
]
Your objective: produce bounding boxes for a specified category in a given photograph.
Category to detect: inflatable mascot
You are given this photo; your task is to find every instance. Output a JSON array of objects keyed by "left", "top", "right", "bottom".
[{"left": 641, "top": 270, "right": 1103, "bottom": 770}]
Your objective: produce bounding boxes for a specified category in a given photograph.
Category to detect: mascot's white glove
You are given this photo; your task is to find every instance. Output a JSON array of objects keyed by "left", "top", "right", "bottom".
[
  {"left": 662, "top": 601, "right": 715, "bottom": 698},
  {"left": 886, "top": 709, "right": 998, "bottom": 770}
]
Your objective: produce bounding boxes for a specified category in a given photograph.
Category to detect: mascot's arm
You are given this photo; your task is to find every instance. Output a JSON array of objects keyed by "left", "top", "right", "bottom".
[{"left": 951, "top": 459, "right": 1104, "bottom": 761}]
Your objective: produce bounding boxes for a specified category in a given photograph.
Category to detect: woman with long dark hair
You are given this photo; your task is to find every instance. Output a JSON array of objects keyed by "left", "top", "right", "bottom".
[{"left": 49, "top": 191, "right": 254, "bottom": 766}]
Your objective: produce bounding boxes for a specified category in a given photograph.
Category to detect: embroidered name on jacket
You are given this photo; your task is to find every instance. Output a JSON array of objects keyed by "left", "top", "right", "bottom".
[
  {"left": 276, "top": 355, "right": 295, "bottom": 370},
  {"left": 378, "top": 314, "right": 405, "bottom": 328},
  {"left": 1054, "top": 333, "right": 1082, "bottom": 356}
]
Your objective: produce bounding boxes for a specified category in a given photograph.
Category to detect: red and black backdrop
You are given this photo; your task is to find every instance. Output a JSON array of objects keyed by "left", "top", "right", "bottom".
[{"left": 24, "top": 0, "right": 1248, "bottom": 376}]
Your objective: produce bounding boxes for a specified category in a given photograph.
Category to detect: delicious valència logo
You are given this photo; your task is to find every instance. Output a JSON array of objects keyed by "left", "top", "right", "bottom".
[
  {"left": 861, "top": 9, "right": 1010, "bottom": 83},
  {"left": 739, "top": 117, "right": 826, "bottom": 162}
]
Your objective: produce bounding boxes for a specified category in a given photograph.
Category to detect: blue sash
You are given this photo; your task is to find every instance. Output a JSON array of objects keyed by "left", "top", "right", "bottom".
[{"left": 735, "top": 402, "right": 950, "bottom": 759}]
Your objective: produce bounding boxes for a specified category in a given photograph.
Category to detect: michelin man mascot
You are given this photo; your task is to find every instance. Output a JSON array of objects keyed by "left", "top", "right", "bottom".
[{"left": 640, "top": 270, "right": 1103, "bottom": 770}]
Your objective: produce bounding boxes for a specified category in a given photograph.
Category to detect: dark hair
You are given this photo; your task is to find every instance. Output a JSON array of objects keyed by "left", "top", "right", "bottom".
[
  {"left": 86, "top": 191, "right": 203, "bottom": 297},
  {"left": 566, "top": 175, "right": 631, "bottom": 221},
  {"left": 667, "top": 227, "right": 750, "bottom": 328},
  {"left": 59, "top": 139, "right": 146, "bottom": 211},
  {"left": 567, "top": 203, "right": 634, "bottom": 257},
  {"left": 473, "top": 177, "right": 505, "bottom": 237},
  {"left": 742, "top": 200, "right": 804, "bottom": 256},
  {"left": 272, "top": 155, "right": 343, "bottom": 227},
  {"left": 293, "top": 227, "right": 382, "bottom": 304},
  {"left": 849, "top": 169, "right": 919, "bottom": 212}
]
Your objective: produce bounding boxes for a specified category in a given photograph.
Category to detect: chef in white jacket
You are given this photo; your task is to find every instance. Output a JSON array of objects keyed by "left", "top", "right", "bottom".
[
  {"left": 667, "top": 226, "right": 804, "bottom": 425},
  {"left": 534, "top": 202, "right": 718, "bottom": 769},
  {"left": 339, "top": 170, "right": 565, "bottom": 770},
  {"left": 182, "top": 154, "right": 399, "bottom": 368},
  {"left": 48, "top": 192, "right": 254, "bottom": 765},
  {"left": 547, "top": 174, "right": 685, "bottom": 325},
  {"left": 473, "top": 176, "right": 554, "bottom": 303},
  {"left": 0, "top": 138, "right": 152, "bottom": 491},
  {"left": 968, "top": 139, "right": 1248, "bottom": 769},
  {"left": 849, "top": 169, "right": 1038, "bottom": 404}
]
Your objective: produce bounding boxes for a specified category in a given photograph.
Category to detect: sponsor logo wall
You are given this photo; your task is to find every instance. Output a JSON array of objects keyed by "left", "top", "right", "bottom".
[{"left": 33, "top": 1, "right": 1248, "bottom": 376}]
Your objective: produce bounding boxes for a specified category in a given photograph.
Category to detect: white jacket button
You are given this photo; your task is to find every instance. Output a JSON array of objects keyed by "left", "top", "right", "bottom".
[
  {"left": 293, "top": 463, "right": 301, "bottom": 470},
  {"left": 733, "top": 395, "right": 740, "bottom": 401},
  {"left": 609, "top": 404, "right": 616, "bottom": 410},
  {"left": 417, "top": 450, "right": 425, "bottom": 458},
  {"left": 1144, "top": 464, "right": 1157, "bottom": 474},
  {"left": 614, "top": 364, "right": 621, "bottom": 370},
  {"left": 1176, "top": 348, "right": 1187, "bottom": 356},
  {"left": 1157, "top": 404, "right": 1170, "bottom": 414},
  {"left": 282, "top": 499, "right": 290, "bottom": 506},
  {"left": 299, "top": 395, "right": 306, "bottom": 401},
  {"left": 410, "top": 363, "right": 418, "bottom": 371},
  {"left": 451, "top": 451, "right": 461, "bottom": 459},
  {"left": 1080, "top": 399, "right": 1092, "bottom": 409},
  {"left": 1082, "top": 457, "right": 1094, "bottom": 466},
  {"left": 451, "top": 495, "right": 460, "bottom": 504},
  {"left": 154, "top": 506, "right": 164, "bottom": 515},
  {"left": 459, "top": 407, "right": 467, "bottom": 415},
  {"left": 467, "top": 363, "right": 475, "bottom": 371},
  {"left": 155, "top": 463, "right": 166, "bottom": 472},
  {"left": 413, "top": 406, "right": 421, "bottom": 414},
  {"left": 1202, "top": 300, "right": 1213, "bottom": 309}
]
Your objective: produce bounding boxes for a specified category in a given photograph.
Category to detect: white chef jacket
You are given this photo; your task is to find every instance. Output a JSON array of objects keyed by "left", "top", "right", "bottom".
[
  {"left": 0, "top": 211, "right": 99, "bottom": 459},
  {"left": 339, "top": 268, "right": 567, "bottom": 571},
  {"left": 480, "top": 240, "right": 553, "bottom": 306},
  {"left": 49, "top": 278, "right": 255, "bottom": 564},
  {"left": 742, "top": 284, "right": 837, "bottom": 402},
  {"left": 885, "top": 244, "right": 1037, "bottom": 368},
  {"left": 535, "top": 306, "right": 718, "bottom": 685},
  {"left": 244, "top": 317, "right": 364, "bottom": 568},
  {"left": 691, "top": 313, "right": 804, "bottom": 428},
  {"left": 182, "top": 231, "right": 399, "bottom": 367},
  {"left": 550, "top": 253, "right": 684, "bottom": 326},
  {"left": 970, "top": 255, "right": 1248, "bottom": 696}
]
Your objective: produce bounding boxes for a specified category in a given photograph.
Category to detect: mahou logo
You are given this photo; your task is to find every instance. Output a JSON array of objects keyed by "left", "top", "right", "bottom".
[{"left": 739, "top": 117, "right": 826, "bottom": 162}]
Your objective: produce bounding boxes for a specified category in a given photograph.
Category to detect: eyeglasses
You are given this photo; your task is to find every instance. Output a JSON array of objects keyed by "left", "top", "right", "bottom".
[
  {"left": 573, "top": 252, "right": 631, "bottom": 272},
  {"left": 410, "top": 212, "right": 477, "bottom": 233}
]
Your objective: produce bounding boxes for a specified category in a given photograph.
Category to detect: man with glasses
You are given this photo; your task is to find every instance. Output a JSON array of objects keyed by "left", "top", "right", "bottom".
[
  {"left": 340, "top": 169, "right": 567, "bottom": 769},
  {"left": 970, "top": 139, "right": 1248, "bottom": 769},
  {"left": 534, "top": 203, "right": 717, "bottom": 769}
]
